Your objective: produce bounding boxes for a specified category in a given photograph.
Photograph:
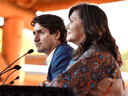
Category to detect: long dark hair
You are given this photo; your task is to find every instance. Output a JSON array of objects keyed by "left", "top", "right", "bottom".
[
  {"left": 31, "top": 14, "right": 67, "bottom": 43},
  {"left": 70, "top": 3, "right": 122, "bottom": 67}
]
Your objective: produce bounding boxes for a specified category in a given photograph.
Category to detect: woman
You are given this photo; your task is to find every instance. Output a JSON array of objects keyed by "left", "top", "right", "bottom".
[{"left": 48, "top": 3, "right": 124, "bottom": 96}]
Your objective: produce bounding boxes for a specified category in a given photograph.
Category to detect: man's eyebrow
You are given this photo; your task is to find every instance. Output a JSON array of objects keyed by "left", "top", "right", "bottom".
[{"left": 33, "top": 29, "right": 44, "bottom": 32}]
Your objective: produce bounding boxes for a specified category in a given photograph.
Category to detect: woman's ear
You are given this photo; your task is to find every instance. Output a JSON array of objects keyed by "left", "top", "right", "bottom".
[{"left": 55, "top": 30, "right": 60, "bottom": 40}]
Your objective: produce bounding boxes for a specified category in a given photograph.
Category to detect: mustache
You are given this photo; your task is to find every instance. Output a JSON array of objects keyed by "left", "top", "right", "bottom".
[{"left": 35, "top": 42, "right": 42, "bottom": 45}]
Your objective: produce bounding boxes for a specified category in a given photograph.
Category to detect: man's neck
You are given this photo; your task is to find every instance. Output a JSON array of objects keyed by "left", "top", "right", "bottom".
[{"left": 46, "top": 41, "right": 61, "bottom": 56}]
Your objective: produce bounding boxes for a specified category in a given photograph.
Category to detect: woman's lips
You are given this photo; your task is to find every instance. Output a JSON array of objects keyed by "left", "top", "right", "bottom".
[{"left": 67, "top": 32, "right": 71, "bottom": 35}]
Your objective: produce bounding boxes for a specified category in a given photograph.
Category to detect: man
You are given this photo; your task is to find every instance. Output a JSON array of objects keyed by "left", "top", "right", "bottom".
[{"left": 31, "top": 14, "right": 73, "bottom": 86}]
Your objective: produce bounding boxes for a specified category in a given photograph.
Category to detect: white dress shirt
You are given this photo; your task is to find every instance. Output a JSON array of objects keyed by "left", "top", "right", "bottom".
[{"left": 46, "top": 48, "right": 56, "bottom": 68}]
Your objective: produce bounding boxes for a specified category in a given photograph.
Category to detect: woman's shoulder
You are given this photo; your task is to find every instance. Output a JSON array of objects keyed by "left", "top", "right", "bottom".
[
  {"left": 80, "top": 45, "right": 118, "bottom": 68},
  {"left": 81, "top": 45, "right": 112, "bottom": 59},
  {"left": 55, "top": 43, "right": 73, "bottom": 55}
]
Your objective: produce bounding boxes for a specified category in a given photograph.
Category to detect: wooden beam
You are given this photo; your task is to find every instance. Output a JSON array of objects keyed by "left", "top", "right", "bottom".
[
  {"left": 31, "top": 0, "right": 123, "bottom": 12},
  {"left": 0, "top": 0, "right": 36, "bottom": 30}
]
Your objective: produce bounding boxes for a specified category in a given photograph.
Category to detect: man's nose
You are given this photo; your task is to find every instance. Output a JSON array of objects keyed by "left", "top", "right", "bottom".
[{"left": 34, "top": 34, "right": 40, "bottom": 42}]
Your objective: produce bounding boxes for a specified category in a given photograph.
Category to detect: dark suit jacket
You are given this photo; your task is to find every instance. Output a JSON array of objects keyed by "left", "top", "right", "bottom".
[{"left": 47, "top": 43, "right": 73, "bottom": 81}]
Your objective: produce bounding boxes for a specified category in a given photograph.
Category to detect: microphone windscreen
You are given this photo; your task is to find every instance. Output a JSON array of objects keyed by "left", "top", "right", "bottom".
[
  {"left": 16, "top": 76, "right": 20, "bottom": 79},
  {"left": 27, "top": 49, "right": 34, "bottom": 54},
  {"left": 10, "top": 81, "right": 14, "bottom": 84},
  {"left": 13, "top": 65, "right": 21, "bottom": 70}
]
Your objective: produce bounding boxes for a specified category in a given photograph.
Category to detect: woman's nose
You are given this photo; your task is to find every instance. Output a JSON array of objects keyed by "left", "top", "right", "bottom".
[{"left": 66, "top": 24, "right": 69, "bottom": 29}]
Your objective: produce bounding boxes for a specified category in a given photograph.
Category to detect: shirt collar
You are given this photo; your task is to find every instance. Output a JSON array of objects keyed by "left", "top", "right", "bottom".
[{"left": 46, "top": 48, "right": 56, "bottom": 66}]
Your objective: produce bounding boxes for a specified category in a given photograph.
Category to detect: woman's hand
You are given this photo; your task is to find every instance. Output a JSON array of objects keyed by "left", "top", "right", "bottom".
[{"left": 37, "top": 80, "right": 50, "bottom": 87}]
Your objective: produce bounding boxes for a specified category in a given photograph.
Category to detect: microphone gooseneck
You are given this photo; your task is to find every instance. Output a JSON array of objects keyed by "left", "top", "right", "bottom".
[
  {"left": 0, "top": 49, "right": 34, "bottom": 76},
  {"left": 2, "top": 68, "right": 21, "bottom": 85},
  {"left": 0, "top": 68, "right": 13, "bottom": 76},
  {"left": 0, "top": 65, "right": 21, "bottom": 76},
  {"left": 5, "top": 76, "right": 20, "bottom": 85}
]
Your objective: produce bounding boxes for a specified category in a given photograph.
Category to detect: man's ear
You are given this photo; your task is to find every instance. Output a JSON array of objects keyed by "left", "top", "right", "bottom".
[{"left": 55, "top": 30, "right": 60, "bottom": 40}]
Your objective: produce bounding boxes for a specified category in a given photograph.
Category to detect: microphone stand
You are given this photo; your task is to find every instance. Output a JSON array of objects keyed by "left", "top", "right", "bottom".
[
  {"left": 5, "top": 76, "right": 20, "bottom": 85},
  {"left": 0, "top": 49, "right": 34, "bottom": 76},
  {"left": 1, "top": 65, "right": 21, "bottom": 85},
  {"left": 0, "top": 65, "right": 20, "bottom": 76},
  {"left": 2, "top": 69, "right": 17, "bottom": 85},
  {"left": 0, "top": 53, "right": 27, "bottom": 75}
]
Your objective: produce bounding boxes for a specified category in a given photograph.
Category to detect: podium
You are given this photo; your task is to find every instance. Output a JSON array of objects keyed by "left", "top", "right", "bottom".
[{"left": 0, "top": 85, "right": 76, "bottom": 96}]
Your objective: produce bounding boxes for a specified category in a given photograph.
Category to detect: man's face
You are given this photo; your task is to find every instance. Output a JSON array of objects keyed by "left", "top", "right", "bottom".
[{"left": 33, "top": 23, "right": 57, "bottom": 55}]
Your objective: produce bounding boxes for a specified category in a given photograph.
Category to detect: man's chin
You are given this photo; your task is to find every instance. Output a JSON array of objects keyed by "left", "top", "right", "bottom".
[
  {"left": 37, "top": 50, "right": 42, "bottom": 53},
  {"left": 37, "top": 48, "right": 43, "bottom": 53},
  {"left": 37, "top": 49, "right": 46, "bottom": 54}
]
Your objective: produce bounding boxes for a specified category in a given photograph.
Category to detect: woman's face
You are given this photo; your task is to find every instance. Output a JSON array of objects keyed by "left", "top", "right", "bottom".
[{"left": 66, "top": 10, "right": 85, "bottom": 45}]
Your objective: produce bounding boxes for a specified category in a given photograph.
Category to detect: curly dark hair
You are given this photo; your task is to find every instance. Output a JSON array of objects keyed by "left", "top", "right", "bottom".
[
  {"left": 69, "top": 3, "right": 122, "bottom": 67},
  {"left": 31, "top": 14, "right": 67, "bottom": 43}
]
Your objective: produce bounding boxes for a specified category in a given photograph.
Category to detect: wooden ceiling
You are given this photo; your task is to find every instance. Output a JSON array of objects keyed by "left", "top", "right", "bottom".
[
  {"left": 5, "top": 0, "right": 124, "bottom": 12},
  {"left": 0, "top": 0, "right": 124, "bottom": 30}
]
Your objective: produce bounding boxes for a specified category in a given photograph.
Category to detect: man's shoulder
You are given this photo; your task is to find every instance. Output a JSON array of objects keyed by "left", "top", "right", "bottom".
[
  {"left": 55, "top": 43, "right": 73, "bottom": 54},
  {"left": 56, "top": 43, "right": 73, "bottom": 51},
  {"left": 50, "top": 43, "right": 73, "bottom": 66}
]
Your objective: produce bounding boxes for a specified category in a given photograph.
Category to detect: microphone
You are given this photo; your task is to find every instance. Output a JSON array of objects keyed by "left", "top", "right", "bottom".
[
  {"left": 2, "top": 66, "right": 21, "bottom": 85},
  {"left": 5, "top": 76, "right": 20, "bottom": 85},
  {"left": 0, "top": 49, "right": 34, "bottom": 76},
  {"left": 13, "top": 65, "right": 21, "bottom": 70},
  {"left": 27, "top": 49, "right": 34, "bottom": 54},
  {"left": 0, "top": 65, "right": 21, "bottom": 76}
]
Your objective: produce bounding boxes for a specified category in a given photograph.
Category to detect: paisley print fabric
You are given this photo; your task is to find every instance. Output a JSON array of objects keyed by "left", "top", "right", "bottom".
[{"left": 47, "top": 45, "right": 123, "bottom": 96}]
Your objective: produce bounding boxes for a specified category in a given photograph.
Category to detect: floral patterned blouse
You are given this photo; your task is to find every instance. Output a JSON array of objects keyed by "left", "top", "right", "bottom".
[{"left": 47, "top": 45, "right": 123, "bottom": 96}]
